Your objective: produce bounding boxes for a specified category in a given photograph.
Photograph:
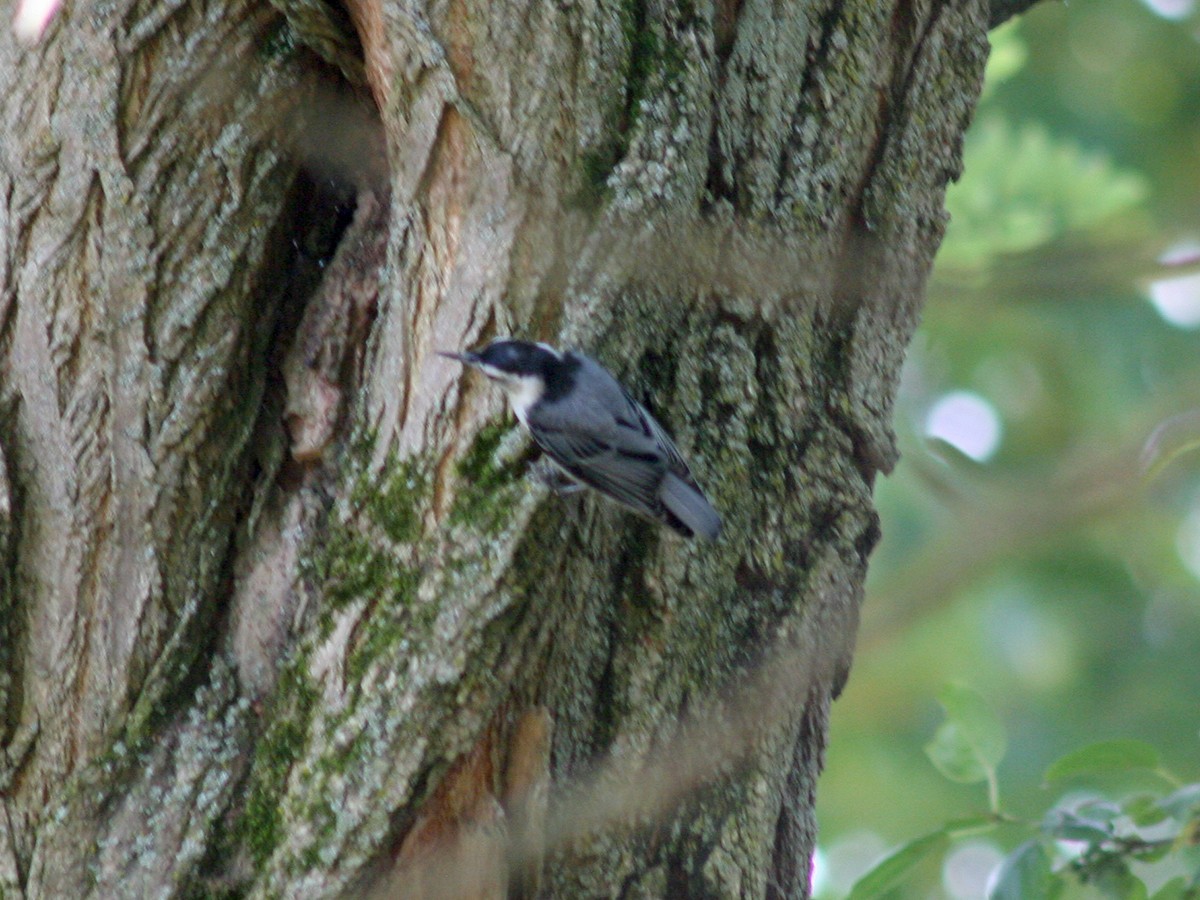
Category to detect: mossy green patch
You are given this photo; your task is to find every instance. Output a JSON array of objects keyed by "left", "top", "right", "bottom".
[
  {"left": 579, "top": 140, "right": 624, "bottom": 207},
  {"left": 238, "top": 436, "right": 436, "bottom": 874},
  {"left": 350, "top": 452, "right": 428, "bottom": 544},
  {"left": 449, "top": 422, "right": 530, "bottom": 533},
  {"left": 343, "top": 578, "right": 430, "bottom": 683},
  {"left": 242, "top": 659, "right": 318, "bottom": 869},
  {"left": 622, "top": 0, "right": 661, "bottom": 121},
  {"left": 319, "top": 531, "right": 387, "bottom": 610},
  {"left": 180, "top": 869, "right": 250, "bottom": 900},
  {"left": 302, "top": 440, "right": 430, "bottom": 620},
  {"left": 308, "top": 517, "right": 422, "bottom": 676}
]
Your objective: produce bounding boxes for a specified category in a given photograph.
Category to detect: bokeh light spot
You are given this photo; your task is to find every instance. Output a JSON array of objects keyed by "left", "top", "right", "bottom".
[
  {"left": 1149, "top": 242, "right": 1200, "bottom": 328},
  {"left": 1139, "top": 0, "right": 1195, "bottom": 20},
  {"left": 12, "top": 0, "right": 60, "bottom": 43},
  {"left": 1175, "top": 502, "right": 1200, "bottom": 581},
  {"left": 819, "top": 831, "right": 889, "bottom": 897},
  {"left": 943, "top": 841, "right": 1005, "bottom": 900},
  {"left": 925, "top": 391, "right": 1003, "bottom": 461},
  {"left": 810, "top": 847, "right": 829, "bottom": 896}
]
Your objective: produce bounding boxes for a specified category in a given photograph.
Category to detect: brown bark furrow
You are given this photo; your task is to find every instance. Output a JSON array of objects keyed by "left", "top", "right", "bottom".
[
  {"left": 712, "top": 1, "right": 814, "bottom": 218},
  {"left": 836, "top": 0, "right": 988, "bottom": 479},
  {"left": 767, "top": 687, "right": 829, "bottom": 899},
  {"left": 0, "top": 796, "right": 27, "bottom": 898},
  {"left": 1, "top": 0, "right": 307, "bottom": 887},
  {"left": 117, "top": 0, "right": 193, "bottom": 58},
  {"left": 30, "top": 661, "right": 250, "bottom": 898}
]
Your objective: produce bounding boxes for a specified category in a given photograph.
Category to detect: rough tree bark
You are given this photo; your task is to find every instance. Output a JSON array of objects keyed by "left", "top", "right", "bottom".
[{"left": 0, "top": 0, "right": 989, "bottom": 896}]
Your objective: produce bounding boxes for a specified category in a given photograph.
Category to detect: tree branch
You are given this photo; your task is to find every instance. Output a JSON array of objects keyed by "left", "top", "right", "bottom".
[{"left": 990, "top": 0, "right": 1048, "bottom": 29}]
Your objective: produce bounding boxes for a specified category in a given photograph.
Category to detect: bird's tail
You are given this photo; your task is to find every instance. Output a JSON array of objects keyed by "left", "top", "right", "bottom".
[{"left": 660, "top": 472, "right": 721, "bottom": 541}]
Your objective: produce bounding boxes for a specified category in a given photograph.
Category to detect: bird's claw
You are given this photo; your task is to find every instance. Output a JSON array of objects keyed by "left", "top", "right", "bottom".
[{"left": 530, "top": 458, "right": 584, "bottom": 495}]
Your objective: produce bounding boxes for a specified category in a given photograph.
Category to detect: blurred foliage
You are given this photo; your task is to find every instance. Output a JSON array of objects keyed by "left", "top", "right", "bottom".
[
  {"left": 847, "top": 692, "right": 1200, "bottom": 898},
  {"left": 817, "top": 2, "right": 1200, "bottom": 898},
  {"left": 940, "top": 116, "right": 1148, "bottom": 268}
]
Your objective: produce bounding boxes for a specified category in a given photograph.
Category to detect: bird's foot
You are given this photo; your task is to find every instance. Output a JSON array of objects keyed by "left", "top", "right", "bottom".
[{"left": 530, "top": 458, "right": 584, "bottom": 495}]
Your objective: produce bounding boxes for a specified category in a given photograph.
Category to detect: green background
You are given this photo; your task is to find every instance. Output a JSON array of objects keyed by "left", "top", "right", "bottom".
[{"left": 816, "top": 1, "right": 1200, "bottom": 896}]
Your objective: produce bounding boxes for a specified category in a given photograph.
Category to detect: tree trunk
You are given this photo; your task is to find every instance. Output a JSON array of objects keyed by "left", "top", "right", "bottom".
[{"left": 0, "top": 0, "right": 987, "bottom": 896}]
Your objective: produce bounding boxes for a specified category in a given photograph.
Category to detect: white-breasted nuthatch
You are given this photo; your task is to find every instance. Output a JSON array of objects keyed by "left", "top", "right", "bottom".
[{"left": 440, "top": 339, "right": 721, "bottom": 540}]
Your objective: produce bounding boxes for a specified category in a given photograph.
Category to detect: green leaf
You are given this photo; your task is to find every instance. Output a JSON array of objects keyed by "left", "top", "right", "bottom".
[
  {"left": 926, "top": 722, "right": 989, "bottom": 784},
  {"left": 1086, "top": 859, "right": 1149, "bottom": 900},
  {"left": 1077, "top": 799, "right": 1124, "bottom": 822},
  {"left": 1041, "top": 808, "right": 1114, "bottom": 843},
  {"left": 1131, "top": 841, "right": 1172, "bottom": 864},
  {"left": 1150, "top": 877, "right": 1190, "bottom": 900},
  {"left": 988, "top": 841, "right": 1057, "bottom": 900},
  {"left": 945, "top": 814, "right": 1002, "bottom": 837},
  {"left": 847, "top": 829, "right": 951, "bottom": 900},
  {"left": 1123, "top": 793, "right": 1171, "bottom": 827},
  {"left": 1044, "top": 740, "right": 1161, "bottom": 783},
  {"left": 925, "top": 683, "right": 1007, "bottom": 785},
  {"left": 1158, "top": 783, "right": 1200, "bottom": 820}
]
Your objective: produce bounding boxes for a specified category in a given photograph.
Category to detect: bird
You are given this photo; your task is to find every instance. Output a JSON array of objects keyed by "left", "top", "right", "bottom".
[{"left": 439, "top": 339, "right": 721, "bottom": 540}]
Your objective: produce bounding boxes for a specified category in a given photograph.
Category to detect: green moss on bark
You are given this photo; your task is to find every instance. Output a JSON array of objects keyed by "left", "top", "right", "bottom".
[
  {"left": 448, "top": 422, "right": 530, "bottom": 534},
  {"left": 349, "top": 452, "right": 428, "bottom": 545},
  {"left": 242, "top": 659, "right": 318, "bottom": 868}
]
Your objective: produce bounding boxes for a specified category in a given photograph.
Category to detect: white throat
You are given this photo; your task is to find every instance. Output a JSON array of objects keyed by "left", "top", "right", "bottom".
[{"left": 499, "top": 374, "right": 545, "bottom": 424}]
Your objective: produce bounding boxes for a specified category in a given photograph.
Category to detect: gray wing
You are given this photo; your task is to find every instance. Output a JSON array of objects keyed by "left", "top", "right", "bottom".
[
  {"left": 617, "top": 390, "right": 691, "bottom": 477},
  {"left": 601, "top": 391, "right": 721, "bottom": 539},
  {"left": 526, "top": 415, "right": 668, "bottom": 517}
]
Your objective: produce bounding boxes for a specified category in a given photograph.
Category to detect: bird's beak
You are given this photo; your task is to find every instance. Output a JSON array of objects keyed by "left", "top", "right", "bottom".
[{"left": 438, "top": 350, "right": 481, "bottom": 366}]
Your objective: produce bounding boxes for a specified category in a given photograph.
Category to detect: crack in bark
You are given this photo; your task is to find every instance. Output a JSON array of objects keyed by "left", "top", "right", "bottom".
[
  {"left": 829, "top": 0, "right": 944, "bottom": 329},
  {"left": 767, "top": 687, "right": 828, "bottom": 900},
  {"left": 768, "top": 0, "right": 851, "bottom": 217}
]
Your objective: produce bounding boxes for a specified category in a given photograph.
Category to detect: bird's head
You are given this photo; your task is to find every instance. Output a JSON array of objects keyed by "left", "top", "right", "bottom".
[{"left": 439, "top": 339, "right": 562, "bottom": 418}]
